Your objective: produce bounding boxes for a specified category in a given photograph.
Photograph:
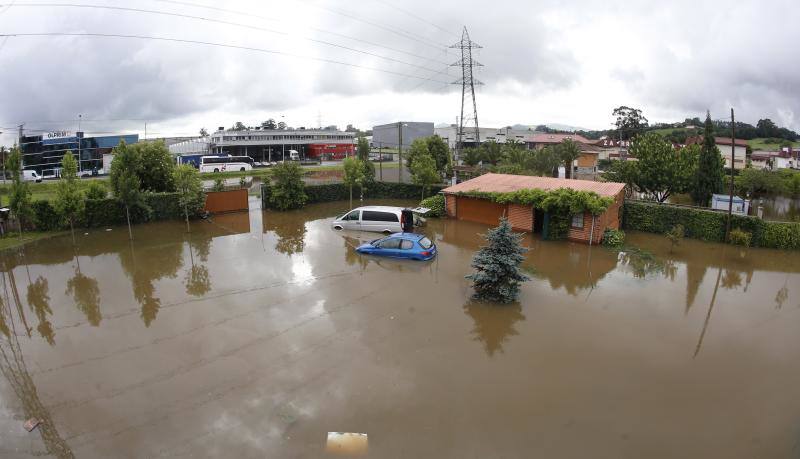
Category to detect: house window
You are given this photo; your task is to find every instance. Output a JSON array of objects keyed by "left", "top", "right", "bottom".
[{"left": 571, "top": 213, "right": 584, "bottom": 229}]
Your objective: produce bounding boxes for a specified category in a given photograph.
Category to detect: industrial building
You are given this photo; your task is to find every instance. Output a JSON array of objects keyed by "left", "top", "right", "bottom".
[
  {"left": 371, "top": 122, "right": 434, "bottom": 149},
  {"left": 19, "top": 131, "right": 138, "bottom": 177},
  {"left": 209, "top": 127, "right": 355, "bottom": 161}
]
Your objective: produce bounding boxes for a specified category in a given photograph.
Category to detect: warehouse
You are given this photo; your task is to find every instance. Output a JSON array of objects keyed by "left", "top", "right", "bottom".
[
  {"left": 441, "top": 173, "right": 626, "bottom": 244},
  {"left": 209, "top": 127, "right": 354, "bottom": 161}
]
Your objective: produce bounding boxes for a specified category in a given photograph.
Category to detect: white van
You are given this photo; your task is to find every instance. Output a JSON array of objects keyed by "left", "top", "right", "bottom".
[
  {"left": 22, "top": 170, "right": 42, "bottom": 183},
  {"left": 288, "top": 150, "right": 300, "bottom": 161},
  {"left": 331, "top": 206, "right": 428, "bottom": 234}
]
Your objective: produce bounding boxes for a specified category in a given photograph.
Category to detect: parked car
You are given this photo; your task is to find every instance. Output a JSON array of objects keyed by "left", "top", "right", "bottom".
[
  {"left": 22, "top": 170, "right": 42, "bottom": 183},
  {"left": 356, "top": 233, "right": 437, "bottom": 261},
  {"left": 331, "top": 206, "right": 429, "bottom": 233}
]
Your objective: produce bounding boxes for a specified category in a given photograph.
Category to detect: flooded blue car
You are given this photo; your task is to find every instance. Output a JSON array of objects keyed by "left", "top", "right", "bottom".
[{"left": 356, "top": 233, "right": 437, "bottom": 261}]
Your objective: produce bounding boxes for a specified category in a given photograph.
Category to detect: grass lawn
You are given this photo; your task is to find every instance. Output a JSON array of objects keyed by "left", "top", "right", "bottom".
[
  {"left": 0, "top": 230, "right": 66, "bottom": 252},
  {"left": 748, "top": 138, "right": 800, "bottom": 151}
]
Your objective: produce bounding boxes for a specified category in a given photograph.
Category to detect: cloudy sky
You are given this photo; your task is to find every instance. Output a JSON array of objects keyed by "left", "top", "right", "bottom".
[{"left": 0, "top": 0, "right": 798, "bottom": 145}]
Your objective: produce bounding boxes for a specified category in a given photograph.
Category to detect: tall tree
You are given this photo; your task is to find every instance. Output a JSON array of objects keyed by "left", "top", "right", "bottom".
[
  {"left": 356, "top": 135, "right": 370, "bottom": 161},
  {"left": 7, "top": 146, "right": 32, "bottom": 236},
  {"left": 277, "top": 121, "right": 287, "bottom": 130},
  {"left": 406, "top": 136, "right": 451, "bottom": 173},
  {"left": 559, "top": 139, "right": 582, "bottom": 179},
  {"left": 54, "top": 151, "right": 83, "bottom": 244},
  {"left": 410, "top": 152, "right": 439, "bottom": 200},
  {"left": 529, "top": 146, "right": 562, "bottom": 177},
  {"left": 110, "top": 140, "right": 147, "bottom": 240},
  {"left": 269, "top": 161, "right": 306, "bottom": 210},
  {"left": 691, "top": 112, "right": 725, "bottom": 206},
  {"left": 230, "top": 121, "right": 247, "bottom": 131},
  {"left": 261, "top": 119, "right": 277, "bottom": 130},
  {"left": 199, "top": 127, "right": 209, "bottom": 137},
  {"left": 137, "top": 140, "right": 176, "bottom": 192},
  {"left": 173, "top": 164, "right": 205, "bottom": 233},
  {"left": 465, "top": 218, "right": 530, "bottom": 304},
  {"left": 605, "top": 132, "right": 695, "bottom": 202},
  {"left": 342, "top": 157, "right": 365, "bottom": 209},
  {"left": 612, "top": 106, "right": 649, "bottom": 140}
]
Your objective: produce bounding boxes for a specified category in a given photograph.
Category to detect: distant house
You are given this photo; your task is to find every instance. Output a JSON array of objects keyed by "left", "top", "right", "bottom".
[
  {"left": 750, "top": 148, "right": 798, "bottom": 170},
  {"left": 441, "top": 173, "right": 626, "bottom": 244},
  {"left": 686, "top": 136, "right": 748, "bottom": 169},
  {"left": 527, "top": 133, "right": 591, "bottom": 150}
]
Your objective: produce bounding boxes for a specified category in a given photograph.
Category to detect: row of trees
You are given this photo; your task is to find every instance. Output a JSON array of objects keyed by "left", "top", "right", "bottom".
[
  {"left": 4, "top": 140, "right": 205, "bottom": 242},
  {"left": 461, "top": 139, "right": 582, "bottom": 179},
  {"left": 604, "top": 112, "right": 725, "bottom": 205}
]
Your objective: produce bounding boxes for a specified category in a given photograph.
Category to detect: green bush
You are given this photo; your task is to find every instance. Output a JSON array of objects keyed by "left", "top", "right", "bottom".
[
  {"left": 419, "top": 194, "right": 445, "bottom": 217},
  {"left": 262, "top": 182, "right": 446, "bottom": 209},
  {"left": 760, "top": 222, "right": 800, "bottom": 250},
  {"left": 32, "top": 200, "right": 64, "bottom": 231},
  {"left": 728, "top": 228, "right": 752, "bottom": 247},
  {"left": 623, "top": 200, "right": 800, "bottom": 250},
  {"left": 84, "top": 192, "right": 187, "bottom": 227},
  {"left": 85, "top": 181, "right": 108, "bottom": 200},
  {"left": 602, "top": 228, "right": 625, "bottom": 247}
]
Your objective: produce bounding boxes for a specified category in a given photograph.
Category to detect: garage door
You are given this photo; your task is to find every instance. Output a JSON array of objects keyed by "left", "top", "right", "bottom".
[{"left": 456, "top": 197, "right": 508, "bottom": 226}]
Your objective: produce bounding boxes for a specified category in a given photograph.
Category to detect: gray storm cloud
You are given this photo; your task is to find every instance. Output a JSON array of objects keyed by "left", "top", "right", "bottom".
[{"left": 0, "top": 0, "right": 798, "bottom": 142}]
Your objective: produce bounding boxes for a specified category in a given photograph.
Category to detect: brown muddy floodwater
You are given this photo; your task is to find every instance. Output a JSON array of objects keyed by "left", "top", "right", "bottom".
[{"left": 1, "top": 198, "right": 800, "bottom": 458}]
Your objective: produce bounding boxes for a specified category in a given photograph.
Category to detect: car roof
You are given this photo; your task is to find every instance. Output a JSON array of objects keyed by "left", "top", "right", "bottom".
[
  {"left": 387, "top": 232, "right": 425, "bottom": 240},
  {"left": 353, "top": 206, "right": 403, "bottom": 212}
]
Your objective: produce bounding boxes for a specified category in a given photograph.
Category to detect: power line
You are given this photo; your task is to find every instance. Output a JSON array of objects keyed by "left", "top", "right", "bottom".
[
  {"left": 0, "top": 32, "right": 453, "bottom": 84},
  {"left": 142, "top": 0, "right": 450, "bottom": 66},
  {"left": 371, "top": 0, "right": 459, "bottom": 38},
  {"left": 300, "top": 1, "right": 448, "bottom": 51},
  {"left": 9, "top": 3, "right": 445, "bottom": 72}
]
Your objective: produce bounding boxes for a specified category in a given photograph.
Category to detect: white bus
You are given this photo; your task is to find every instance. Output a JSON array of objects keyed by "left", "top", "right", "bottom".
[{"left": 200, "top": 155, "right": 254, "bottom": 173}]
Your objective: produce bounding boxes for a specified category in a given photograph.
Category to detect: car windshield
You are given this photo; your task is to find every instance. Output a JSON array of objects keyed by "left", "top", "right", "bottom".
[{"left": 419, "top": 237, "right": 433, "bottom": 249}]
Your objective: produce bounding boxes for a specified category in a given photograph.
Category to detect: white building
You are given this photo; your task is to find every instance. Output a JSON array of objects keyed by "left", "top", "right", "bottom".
[{"left": 209, "top": 127, "right": 355, "bottom": 160}]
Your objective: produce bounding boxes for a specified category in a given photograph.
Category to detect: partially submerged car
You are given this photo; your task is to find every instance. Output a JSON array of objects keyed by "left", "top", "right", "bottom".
[
  {"left": 355, "top": 233, "right": 437, "bottom": 261},
  {"left": 331, "top": 206, "right": 430, "bottom": 234}
]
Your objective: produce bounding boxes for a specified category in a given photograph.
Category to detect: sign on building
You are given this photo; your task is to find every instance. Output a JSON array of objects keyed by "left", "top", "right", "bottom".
[{"left": 42, "top": 130, "right": 77, "bottom": 145}]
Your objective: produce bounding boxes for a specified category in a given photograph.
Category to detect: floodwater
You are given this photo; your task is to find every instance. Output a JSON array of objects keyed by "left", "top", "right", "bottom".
[{"left": 1, "top": 198, "right": 800, "bottom": 458}]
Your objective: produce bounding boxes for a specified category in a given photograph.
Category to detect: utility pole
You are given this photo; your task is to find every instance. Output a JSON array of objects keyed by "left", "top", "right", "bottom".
[
  {"left": 398, "top": 122, "right": 403, "bottom": 183},
  {"left": 379, "top": 142, "right": 383, "bottom": 181},
  {"left": 725, "top": 108, "right": 735, "bottom": 242},
  {"left": 77, "top": 114, "right": 82, "bottom": 173},
  {"left": 450, "top": 27, "right": 483, "bottom": 164}
]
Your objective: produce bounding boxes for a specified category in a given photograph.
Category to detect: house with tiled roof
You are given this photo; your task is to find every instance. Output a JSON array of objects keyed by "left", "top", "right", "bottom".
[{"left": 441, "top": 173, "right": 626, "bottom": 244}]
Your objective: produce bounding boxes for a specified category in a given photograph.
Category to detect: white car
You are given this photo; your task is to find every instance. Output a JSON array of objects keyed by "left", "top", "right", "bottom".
[
  {"left": 331, "top": 206, "right": 429, "bottom": 234},
  {"left": 22, "top": 170, "right": 42, "bottom": 182}
]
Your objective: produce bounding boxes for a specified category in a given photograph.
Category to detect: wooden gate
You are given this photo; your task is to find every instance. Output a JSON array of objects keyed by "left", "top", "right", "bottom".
[{"left": 456, "top": 197, "right": 507, "bottom": 226}]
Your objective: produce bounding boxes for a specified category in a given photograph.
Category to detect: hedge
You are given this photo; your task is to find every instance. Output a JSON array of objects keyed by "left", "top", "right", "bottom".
[
  {"left": 85, "top": 192, "right": 189, "bottom": 228},
  {"left": 622, "top": 200, "right": 800, "bottom": 250},
  {"left": 32, "top": 200, "right": 64, "bottom": 231},
  {"left": 262, "top": 182, "right": 446, "bottom": 209}
]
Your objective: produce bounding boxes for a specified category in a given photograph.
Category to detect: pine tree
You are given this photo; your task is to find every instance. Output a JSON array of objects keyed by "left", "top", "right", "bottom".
[
  {"left": 691, "top": 111, "right": 724, "bottom": 206},
  {"left": 466, "top": 218, "right": 530, "bottom": 303}
]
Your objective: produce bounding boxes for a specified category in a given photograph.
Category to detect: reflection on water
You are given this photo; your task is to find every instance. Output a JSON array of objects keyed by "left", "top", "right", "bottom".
[
  {"left": 0, "top": 270, "right": 74, "bottom": 457},
  {"left": 463, "top": 301, "right": 525, "bottom": 356},
  {"left": 66, "top": 256, "right": 101, "bottom": 326},
  {"left": 0, "top": 201, "right": 798, "bottom": 457},
  {"left": 27, "top": 276, "right": 54, "bottom": 346}
]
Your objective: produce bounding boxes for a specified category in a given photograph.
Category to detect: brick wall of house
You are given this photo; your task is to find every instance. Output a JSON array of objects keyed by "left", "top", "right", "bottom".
[
  {"left": 566, "top": 190, "right": 624, "bottom": 244},
  {"left": 445, "top": 194, "right": 457, "bottom": 217},
  {"left": 507, "top": 204, "right": 533, "bottom": 232}
]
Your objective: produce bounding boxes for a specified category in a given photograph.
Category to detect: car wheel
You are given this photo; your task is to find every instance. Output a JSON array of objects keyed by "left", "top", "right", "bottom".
[
  {"left": 214, "top": 168, "right": 219, "bottom": 173},
  {"left": 383, "top": 230, "right": 391, "bottom": 234},
  {"left": 333, "top": 225, "right": 343, "bottom": 230},
  {"left": 240, "top": 167, "right": 246, "bottom": 171}
]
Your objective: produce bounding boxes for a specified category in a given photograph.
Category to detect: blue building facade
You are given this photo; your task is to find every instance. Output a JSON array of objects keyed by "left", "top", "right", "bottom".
[{"left": 20, "top": 131, "right": 138, "bottom": 176}]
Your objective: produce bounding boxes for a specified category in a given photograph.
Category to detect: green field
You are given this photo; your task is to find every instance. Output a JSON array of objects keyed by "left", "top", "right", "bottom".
[
  {"left": 0, "top": 230, "right": 65, "bottom": 251},
  {"left": 747, "top": 138, "right": 800, "bottom": 151}
]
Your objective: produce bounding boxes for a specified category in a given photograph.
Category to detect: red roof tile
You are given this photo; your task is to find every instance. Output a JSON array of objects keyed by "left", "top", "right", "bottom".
[
  {"left": 528, "top": 133, "right": 591, "bottom": 144},
  {"left": 442, "top": 173, "right": 626, "bottom": 197}
]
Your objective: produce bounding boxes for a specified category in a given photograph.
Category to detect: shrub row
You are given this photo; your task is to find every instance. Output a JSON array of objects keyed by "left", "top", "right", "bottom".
[
  {"left": 31, "top": 192, "right": 192, "bottom": 230},
  {"left": 622, "top": 200, "right": 800, "bottom": 250},
  {"left": 262, "top": 181, "right": 445, "bottom": 209}
]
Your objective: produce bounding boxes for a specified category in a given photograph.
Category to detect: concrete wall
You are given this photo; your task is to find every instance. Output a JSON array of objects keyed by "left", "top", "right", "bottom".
[{"left": 372, "top": 122, "right": 434, "bottom": 149}]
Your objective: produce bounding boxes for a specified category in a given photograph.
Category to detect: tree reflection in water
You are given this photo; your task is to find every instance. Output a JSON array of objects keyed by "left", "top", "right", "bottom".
[
  {"left": 66, "top": 256, "right": 101, "bottom": 326},
  {"left": 0, "top": 271, "right": 74, "bottom": 457},
  {"left": 185, "top": 237, "right": 211, "bottom": 297},
  {"left": 463, "top": 301, "right": 526, "bottom": 357},
  {"left": 263, "top": 211, "right": 307, "bottom": 255},
  {"left": 27, "top": 276, "right": 54, "bottom": 346},
  {"left": 119, "top": 240, "right": 184, "bottom": 327}
]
